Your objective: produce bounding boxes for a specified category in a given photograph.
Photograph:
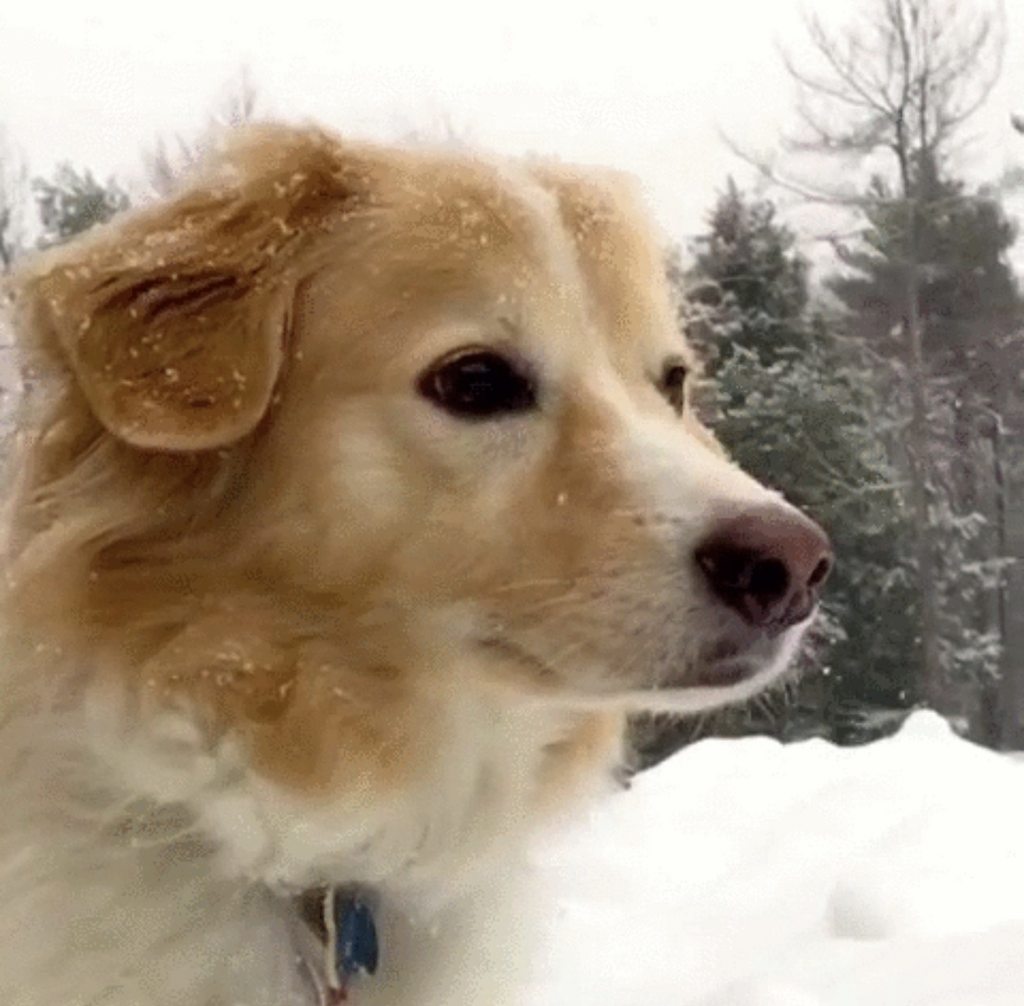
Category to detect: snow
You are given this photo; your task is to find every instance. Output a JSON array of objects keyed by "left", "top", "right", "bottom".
[{"left": 530, "top": 711, "right": 1024, "bottom": 1005}]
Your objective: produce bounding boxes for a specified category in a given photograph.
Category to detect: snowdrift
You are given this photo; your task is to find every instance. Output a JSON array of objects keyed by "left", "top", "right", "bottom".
[{"left": 531, "top": 711, "right": 1024, "bottom": 1006}]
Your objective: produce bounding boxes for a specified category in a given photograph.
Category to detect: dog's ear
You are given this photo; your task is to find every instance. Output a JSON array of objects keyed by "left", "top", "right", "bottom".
[{"left": 18, "top": 126, "right": 355, "bottom": 451}]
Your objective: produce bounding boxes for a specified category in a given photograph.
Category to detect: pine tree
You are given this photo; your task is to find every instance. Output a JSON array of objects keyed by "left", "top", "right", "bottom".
[
  {"left": 760, "top": 0, "right": 1007, "bottom": 718},
  {"left": 33, "top": 164, "right": 129, "bottom": 247},
  {"left": 828, "top": 161, "right": 1023, "bottom": 742}
]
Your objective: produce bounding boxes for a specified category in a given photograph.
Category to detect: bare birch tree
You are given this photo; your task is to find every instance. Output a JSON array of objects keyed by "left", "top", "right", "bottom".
[{"left": 771, "top": 0, "right": 1006, "bottom": 715}]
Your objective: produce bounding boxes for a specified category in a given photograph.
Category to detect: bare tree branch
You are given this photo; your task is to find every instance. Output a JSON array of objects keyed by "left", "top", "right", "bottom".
[{"left": 768, "top": 0, "right": 1006, "bottom": 708}]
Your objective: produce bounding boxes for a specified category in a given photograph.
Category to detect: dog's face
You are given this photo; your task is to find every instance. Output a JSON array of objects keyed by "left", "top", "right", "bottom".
[{"left": 15, "top": 126, "right": 830, "bottom": 717}]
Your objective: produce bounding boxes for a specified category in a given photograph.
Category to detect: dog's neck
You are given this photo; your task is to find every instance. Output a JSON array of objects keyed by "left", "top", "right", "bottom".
[
  {"left": 80, "top": 648, "right": 605, "bottom": 896},
  {"left": 0, "top": 601, "right": 622, "bottom": 1006}
]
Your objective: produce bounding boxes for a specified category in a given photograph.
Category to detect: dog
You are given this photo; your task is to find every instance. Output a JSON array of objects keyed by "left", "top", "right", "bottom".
[{"left": 0, "top": 123, "right": 831, "bottom": 1006}]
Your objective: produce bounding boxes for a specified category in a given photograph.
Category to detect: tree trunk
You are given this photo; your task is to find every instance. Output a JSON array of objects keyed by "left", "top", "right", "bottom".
[
  {"left": 904, "top": 277, "right": 943, "bottom": 709},
  {"left": 898, "top": 179, "right": 943, "bottom": 708},
  {"left": 892, "top": 134, "right": 945, "bottom": 711}
]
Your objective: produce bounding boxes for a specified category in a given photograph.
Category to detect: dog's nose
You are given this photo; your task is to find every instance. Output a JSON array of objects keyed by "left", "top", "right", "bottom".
[{"left": 695, "top": 505, "right": 833, "bottom": 633}]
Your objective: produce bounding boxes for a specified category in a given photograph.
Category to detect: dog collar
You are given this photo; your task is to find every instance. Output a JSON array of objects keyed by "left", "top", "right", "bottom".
[{"left": 293, "top": 886, "right": 380, "bottom": 1003}]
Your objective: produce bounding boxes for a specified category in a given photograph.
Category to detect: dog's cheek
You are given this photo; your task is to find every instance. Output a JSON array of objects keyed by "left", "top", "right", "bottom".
[
  {"left": 248, "top": 406, "right": 422, "bottom": 592},
  {"left": 317, "top": 430, "right": 424, "bottom": 584},
  {"left": 329, "top": 425, "right": 413, "bottom": 529}
]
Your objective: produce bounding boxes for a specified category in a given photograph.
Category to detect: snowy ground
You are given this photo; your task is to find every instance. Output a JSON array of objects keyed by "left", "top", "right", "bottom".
[{"left": 530, "top": 712, "right": 1024, "bottom": 1006}]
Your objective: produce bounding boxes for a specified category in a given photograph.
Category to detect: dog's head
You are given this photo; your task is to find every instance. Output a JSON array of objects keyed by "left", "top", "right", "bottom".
[{"left": 9, "top": 124, "right": 830, "bottom": 719}]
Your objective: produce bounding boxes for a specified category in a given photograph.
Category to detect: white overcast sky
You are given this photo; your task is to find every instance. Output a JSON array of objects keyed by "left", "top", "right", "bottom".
[{"left": 1, "top": 0, "right": 1023, "bottom": 253}]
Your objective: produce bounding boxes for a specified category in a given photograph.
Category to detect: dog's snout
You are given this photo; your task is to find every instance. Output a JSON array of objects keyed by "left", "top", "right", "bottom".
[{"left": 695, "top": 506, "right": 833, "bottom": 633}]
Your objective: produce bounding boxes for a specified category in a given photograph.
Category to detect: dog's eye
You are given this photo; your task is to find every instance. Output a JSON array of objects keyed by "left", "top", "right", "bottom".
[
  {"left": 418, "top": 348, "right": 537, "bottom": 420},
  {"left": 660, "top": 359, "right": 689, "bottom": 415}
]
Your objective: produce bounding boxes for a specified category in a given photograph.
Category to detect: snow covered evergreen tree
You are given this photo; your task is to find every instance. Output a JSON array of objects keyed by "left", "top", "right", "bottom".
[
  {"left": 33, "top": 163, "right": 129, "bottom": 247},
  {"left": 827, "top": 163, "right": 1023, "bottom": 743},
  {"left": 757, "top": 0, "right": 1022, "bottom": 743}
]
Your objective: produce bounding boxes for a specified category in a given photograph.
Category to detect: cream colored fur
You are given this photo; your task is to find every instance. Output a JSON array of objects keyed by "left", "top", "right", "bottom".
[{"left": 0, "top": 122, "right": 814, "bottom": 1005}]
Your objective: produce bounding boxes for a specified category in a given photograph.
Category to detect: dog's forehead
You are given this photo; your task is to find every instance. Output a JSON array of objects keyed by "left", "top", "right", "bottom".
[
  {"left": 382, "top": 152, "right": 552, "bottom": 253},
  {"left": 529, "top": 161, "right": 691, "bottom": 365},
  {"left": 366, "top": 145, "right": 689, "bottom": 365}
]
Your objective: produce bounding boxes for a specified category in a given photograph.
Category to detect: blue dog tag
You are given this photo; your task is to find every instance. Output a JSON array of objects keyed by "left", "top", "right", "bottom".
[{"left": 324, "top": 887, "right": 379, "bottom": 996}]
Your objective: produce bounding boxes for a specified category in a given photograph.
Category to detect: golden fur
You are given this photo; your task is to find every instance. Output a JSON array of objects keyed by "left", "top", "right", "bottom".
[{"left": 0, "top": 123, "right": 811, "bottom": 1005}]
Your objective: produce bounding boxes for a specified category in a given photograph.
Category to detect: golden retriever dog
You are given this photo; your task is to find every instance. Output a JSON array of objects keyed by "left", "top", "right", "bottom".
[{"left": 0, "top": 123, "right": 831, "bottom": 1006}]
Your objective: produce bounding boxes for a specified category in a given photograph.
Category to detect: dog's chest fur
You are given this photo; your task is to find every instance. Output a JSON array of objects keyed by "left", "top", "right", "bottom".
[
  {"left": 0, "top": 649, "right": 600, "bottom": 1006},
  {"left": 92, "top": 671, "right": 584, "bottom": 910}
]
